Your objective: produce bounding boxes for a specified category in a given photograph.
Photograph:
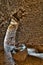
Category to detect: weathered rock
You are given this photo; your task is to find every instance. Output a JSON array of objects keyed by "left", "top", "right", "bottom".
[{"left": 0, "top": 0, "right": 43, "bottom": 65}]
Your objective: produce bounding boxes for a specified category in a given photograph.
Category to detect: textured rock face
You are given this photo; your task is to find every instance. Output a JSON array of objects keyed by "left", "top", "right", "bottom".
[
  {"left": 0, "top": 0, "right": 43, "bottom": 65},
  {"left": 0, "top": 0, "right": 43, "bottom": 48}
]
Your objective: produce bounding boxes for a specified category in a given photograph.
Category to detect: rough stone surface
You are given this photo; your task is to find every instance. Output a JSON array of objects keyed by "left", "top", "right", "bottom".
[{"left": 0, "top": 0, "right": 43, "bottom": 65}]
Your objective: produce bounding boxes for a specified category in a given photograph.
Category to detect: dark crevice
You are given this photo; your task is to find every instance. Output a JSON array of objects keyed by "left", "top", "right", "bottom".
[{"left": 12, "top": 13, "right": 20, "bottom": 21}]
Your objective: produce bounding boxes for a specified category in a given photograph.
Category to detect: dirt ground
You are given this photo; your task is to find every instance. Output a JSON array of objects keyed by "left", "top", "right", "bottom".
[{"left": 0, "top": 0, "right": 43, "bottom": 65}]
